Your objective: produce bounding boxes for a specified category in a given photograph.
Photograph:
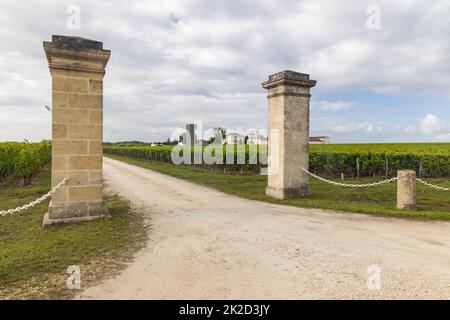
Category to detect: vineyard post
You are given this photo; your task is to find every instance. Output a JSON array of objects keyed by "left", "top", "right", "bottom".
[
  {"left": 262, "top": 70, "right": 316, "bottom": 199},
  {"left": 396, "top": 170, "right": 416, "bottom": 210},
  {"left": 42, "top": 35, "right": 111, "bottom": 226},
  {"left": 419, "top": 159, "right": 423, "bottom": 178},
  {"left": 356, "top": 158, "right": 360, "bottom": 179},
  {"left": 385, "top": 158, "right": 389, "bottom": 178}
]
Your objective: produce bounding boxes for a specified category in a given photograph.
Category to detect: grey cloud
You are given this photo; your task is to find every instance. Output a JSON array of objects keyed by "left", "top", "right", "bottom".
[{"left": 0, "top": 0, "right": 449, "bottom": 142}]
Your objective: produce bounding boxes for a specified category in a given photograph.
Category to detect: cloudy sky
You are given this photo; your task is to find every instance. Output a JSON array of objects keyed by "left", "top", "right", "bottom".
[{"left": 0, "top": 0, "right": 449, "bottom": 143}]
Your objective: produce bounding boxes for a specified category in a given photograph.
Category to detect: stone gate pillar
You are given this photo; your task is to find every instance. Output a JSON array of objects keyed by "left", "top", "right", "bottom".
[
  {"left": 43, "top": 35, "right": 111, "bottom": 226},
  {"left": 262, "top": 70, "right": 316, "bottom": 199}
]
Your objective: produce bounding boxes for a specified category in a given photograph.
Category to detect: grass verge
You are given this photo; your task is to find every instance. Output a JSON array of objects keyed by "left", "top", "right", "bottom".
[
  {"left": 0, "top": 167, "right": 147, "bottom": 299},
  {"left": 106, "top": 154, "right": 450, "bottom": 221}
]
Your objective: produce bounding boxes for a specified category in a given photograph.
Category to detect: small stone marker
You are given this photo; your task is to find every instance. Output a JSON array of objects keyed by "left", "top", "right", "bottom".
[
  {"left": 396, "top": 170, "right": 416, "bottom": 210},
  {"left": 262, "top": 70, "right": 316, "bottom": 199},
  {"left": 43, "top": 35, "right": 111, "bottom": 226}
]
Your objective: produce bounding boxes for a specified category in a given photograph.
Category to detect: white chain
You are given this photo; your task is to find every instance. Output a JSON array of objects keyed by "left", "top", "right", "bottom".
[
  {"left": 0, "top": 177, "right": 70, "bottom": 217},
  {"left": 301, "top": 168, "right": 397, "bottom": 188},
  {"left": 417, "top": 178, "right": 450, "bottom": 191}
]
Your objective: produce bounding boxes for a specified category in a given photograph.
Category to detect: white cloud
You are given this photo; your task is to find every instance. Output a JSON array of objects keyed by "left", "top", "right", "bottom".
[
  {"left": 332, "top": 122, "right": 382, "bottom": 134},
  {"left": 404, "top": 113, "right": 450, "bottom": 140},
  {"left": 419, "top": 114, "right": 444, "bottom": 134},
  {"left": 312, "top": 100, "right": 357, "bottom": 111},
  {"left": 436, "top": 133, "right": 450, "bottom": 141},
  {"left": 405, "top": 125, "right": 417, "bottom": 134}
]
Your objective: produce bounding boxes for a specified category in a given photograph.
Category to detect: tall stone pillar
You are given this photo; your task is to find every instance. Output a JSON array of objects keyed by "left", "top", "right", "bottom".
[
  {"left": 262, "top": 70, "right": 316, "bottom": 199},
  {"left": 186, "top": 123, "right": 197, "bottom": 147},
  {"left": 43, "top": 35, "right": 111, "bottom": 226}
]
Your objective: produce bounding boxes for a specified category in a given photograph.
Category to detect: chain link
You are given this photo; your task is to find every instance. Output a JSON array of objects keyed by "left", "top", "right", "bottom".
[
  {"left": 417, "top": 178, "right": 450, "bottom": 191},
  {"left": 302, "top": 168, "right": 450, "bottom": 191},
  {"left": 301, "top": 168, "right": 397, "bottom": 188},
  {"left": 0, "top": 177, "right": 70, "bottom": 217}
]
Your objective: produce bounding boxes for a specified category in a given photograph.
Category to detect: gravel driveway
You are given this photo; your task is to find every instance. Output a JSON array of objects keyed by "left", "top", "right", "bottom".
[{"left": 78, "top": 157, "right": 450, "bottom": 299}]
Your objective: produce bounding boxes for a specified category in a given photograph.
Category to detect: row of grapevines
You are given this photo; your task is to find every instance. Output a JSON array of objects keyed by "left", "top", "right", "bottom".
[
  {"left": 104, "top": 144, "right": 450, "bottom": 178},
  {"left": 309, "top": 152, "right": 450, "bottom": 178},
  {"left": 0, "top": 141, "right": 51, "bottom": 185},
  {"left": 104, "top": 146, "right": 174, "bottom": 162},
  {"left": 104, "top": 145, "right": 266, "bottom": 174},
  {"left": 309, "top": 143, "right": 450, "bottom": 155}
]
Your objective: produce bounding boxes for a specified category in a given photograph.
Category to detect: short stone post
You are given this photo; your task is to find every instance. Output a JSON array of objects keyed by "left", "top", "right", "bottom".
[
  {"left": 262, "top": 70, "right": 316, "bottom": 199},
  {"left": 43, "top": 35, "right": 111, "bottom": 226},
  {"left": 396, "top": 170, "right": 416, "bottom": 210}
]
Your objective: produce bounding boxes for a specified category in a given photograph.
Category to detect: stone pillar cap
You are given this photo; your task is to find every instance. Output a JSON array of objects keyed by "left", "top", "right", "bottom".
[
  {"left": 44, "top": 35, "right": 110, "bottom": 53},
  {"left": 398, "top": 170, "right": 417, "bottom": 175},
  {"left": 262, "top": 70, "right": 316, "bottom": 89},
  {"left": 43, "top": 35, "right": 111, "bottom": 71}
]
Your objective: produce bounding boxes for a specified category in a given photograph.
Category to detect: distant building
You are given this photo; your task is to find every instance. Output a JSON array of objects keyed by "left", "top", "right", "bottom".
[
  {"left": 225, "top": 132, "right": 246, "bottom": 145},
  {"left": 224, "top": 131, "right": 268, "bottom": 145},
  {"left": 247, "top": 131, "right": 268, "bottom": 145},
  {"left": 309, "top": 136, "right": 330, "bottom": 144}
]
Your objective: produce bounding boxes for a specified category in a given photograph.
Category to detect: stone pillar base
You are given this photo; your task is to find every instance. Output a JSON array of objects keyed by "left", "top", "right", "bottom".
[
  {"left": 266, "top": 186, "right": 310, "bottom": 200},
  {"left": 42, "top": 200, "right": 110, "bottom": 228}
]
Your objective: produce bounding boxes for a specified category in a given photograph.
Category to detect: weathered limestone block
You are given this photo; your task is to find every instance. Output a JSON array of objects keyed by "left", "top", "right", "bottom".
[
  {"left": 43, "top": 35, "right": 111, "bottom": 227},
  {"left": 397, "top": 170, "right": 416, "bottom": 210},
  {"left": 262, "top": 70, "right": 316, "bottom": 199}
]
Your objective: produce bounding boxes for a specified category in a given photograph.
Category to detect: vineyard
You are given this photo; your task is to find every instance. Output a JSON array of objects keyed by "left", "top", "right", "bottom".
[
  {"left": 0, "top": 142, "right": 51, "bottom": 185},
  {"left": 104, "top": 143, "right": 450, "bottom": 178}
]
